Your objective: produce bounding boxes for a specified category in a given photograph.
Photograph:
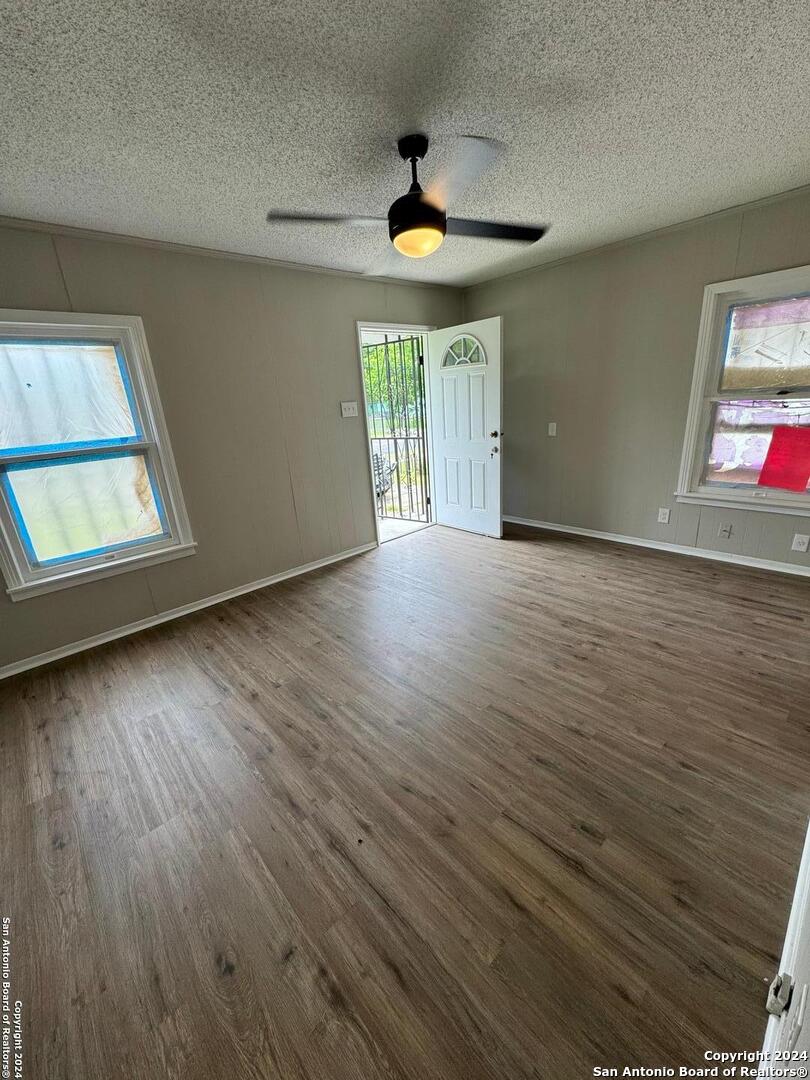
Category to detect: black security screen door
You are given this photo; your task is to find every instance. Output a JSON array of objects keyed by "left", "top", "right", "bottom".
[{"left": 361, "top": 333, "right": 430, "bottom": 523}]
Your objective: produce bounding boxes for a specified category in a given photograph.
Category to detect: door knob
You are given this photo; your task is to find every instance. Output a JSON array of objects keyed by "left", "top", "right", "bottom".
[
  {"left": 490, "top": 430, "right": 500, "bottom": 438},
  {"left": 490, "top": 446, "right": 499, "bottom": 456}
]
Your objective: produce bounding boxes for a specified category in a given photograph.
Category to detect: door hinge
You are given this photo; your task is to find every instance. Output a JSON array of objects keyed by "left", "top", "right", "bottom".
[
  {"left": 767, "top": 972, "right": 794, "bottom": 1016},
  {"left": 426, "top": 495, "right": 431, "bottom": 505},
  {"left": 418, "top": 355, "right": 424, "bottom": 366}
]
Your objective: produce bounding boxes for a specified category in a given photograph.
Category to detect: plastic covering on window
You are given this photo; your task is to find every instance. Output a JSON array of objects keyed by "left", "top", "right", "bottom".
[
  {"left": 721, "top": 296, "right": 810, "bottom": 391},
  {"left": 3, "top": 452, "right": 167, "bottom": 565},
  {"left": 703, "top": 399, "right": 810, "bottom": 489},
  {"left": 0, "top": 341, "right": 139, "bottom": 454}
]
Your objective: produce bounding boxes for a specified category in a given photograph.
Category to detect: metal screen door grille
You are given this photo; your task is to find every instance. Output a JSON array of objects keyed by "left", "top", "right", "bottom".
[{"left": 361, "top": 334, "right": 430, "bottom": 522}]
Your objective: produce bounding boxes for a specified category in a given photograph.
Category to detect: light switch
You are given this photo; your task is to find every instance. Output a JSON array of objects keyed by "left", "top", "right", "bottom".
[
  {"left": 340, "top": 401, "right": 359, "bottom": 418},
  {"left": 547, "top": 422, "right": 557, "bottom": 437}
]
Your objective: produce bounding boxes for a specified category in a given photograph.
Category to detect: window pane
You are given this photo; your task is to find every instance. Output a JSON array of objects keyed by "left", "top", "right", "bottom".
[
  {"left": 442, "top": 336, "right": 487, "bottom": 367},
  {"left": 721, "top": 296, "right": 810, "bottom": 391},
  {"left": 3, "top": 453, "right": 167, "bottom": 565},
  {"left": 0, "top": 340, "right": 139, "bottom": 454},
  {"left": 703, "top": 399, "right": 810, "bottom": 488}
]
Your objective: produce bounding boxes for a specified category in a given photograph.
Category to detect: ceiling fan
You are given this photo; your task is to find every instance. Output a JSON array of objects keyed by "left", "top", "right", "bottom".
[{"left": 266, "top": 133, "right": 548, "bottom": 261}]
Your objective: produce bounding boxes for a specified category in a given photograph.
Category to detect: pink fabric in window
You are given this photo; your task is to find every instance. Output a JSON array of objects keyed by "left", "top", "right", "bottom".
[
  {"left": 733, "top": 296, "right": 810, "bottom": 329},
  {"left": 757, "top": 425, "right": 810, "bottom": 492}
]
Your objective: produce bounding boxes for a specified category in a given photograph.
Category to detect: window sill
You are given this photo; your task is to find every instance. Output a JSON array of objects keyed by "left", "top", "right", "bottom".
[
  {"left": 675, "top": 491, "right": 810, "bottom": 518},
  {"left": 6, "top": 541, "right": 197, "bottom": 601}
]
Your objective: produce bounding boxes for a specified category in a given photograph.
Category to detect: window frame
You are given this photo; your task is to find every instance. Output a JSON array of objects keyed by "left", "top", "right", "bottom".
[
  {"left": 0, "top": 310, "right": 195, "bottom": 600},
  {"left": 676, "top": 264, "right": 810, "bottom": 518}
]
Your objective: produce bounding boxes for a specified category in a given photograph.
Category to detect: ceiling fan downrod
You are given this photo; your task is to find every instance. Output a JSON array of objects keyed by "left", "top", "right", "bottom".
[
  {"left": 389, "top": 133, "right": 446, "bottom": 257},
  {"left": 398, "top": 133, "right": 429, "bottom": 192}
]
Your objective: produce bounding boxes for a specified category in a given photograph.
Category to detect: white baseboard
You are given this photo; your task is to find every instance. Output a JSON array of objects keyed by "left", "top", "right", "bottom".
[
  {"left": 503, "top": 515, "right": 810, "bottom": 579},
  {"left": 0, "top": 541, "right": 377, "bottom": 682}
]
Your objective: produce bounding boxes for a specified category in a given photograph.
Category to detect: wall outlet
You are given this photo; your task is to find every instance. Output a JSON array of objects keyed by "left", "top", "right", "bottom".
[
  {"left": 547, "top": 422, "right": 557, "bottom": 437},
  {"left": 340, "top": 400, "right": 359, "bottom": 418},
  {"left": 792, "top": 533, "right": 810, "bottom": 553},
  {"left": 717, "top": 522, "right": 733, "bottom": 539},
  {"left": 657, "top": 507, "right": 671, "bottom": 524}
]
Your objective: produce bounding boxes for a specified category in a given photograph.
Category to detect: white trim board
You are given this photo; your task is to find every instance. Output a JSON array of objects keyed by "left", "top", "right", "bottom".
[
  {"left": 503, "top": 516, "right": 810, "bottom": 579},
  {"left": 760, "top": 819, "right": 810, "bottom": 1061},
  {"left": 0, "top": 541, "right": 376, "bottom": 682},
  {"left": 7, "top": 177, "right": 810, "bottom": 293},
  {"left": 0, "top": 215, "right": 451, "bottom": 291},
  {"left": 462, "top": 180, "right": 810, "bottom": 291}
]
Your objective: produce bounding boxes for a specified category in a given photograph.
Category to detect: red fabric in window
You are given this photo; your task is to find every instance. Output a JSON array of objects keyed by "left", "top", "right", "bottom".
[{"left": 757, "top": 426, "right": 810, "bottom": 492}]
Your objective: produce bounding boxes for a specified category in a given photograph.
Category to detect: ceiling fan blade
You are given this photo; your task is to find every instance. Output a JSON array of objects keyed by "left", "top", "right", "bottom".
[
  {"left": 423, "top": 136, "right": 504, "bottom": 211},
  {"left": 267, "top": 211, "right": 385, "bottom": 227},
  {"left": 446, "top": 218, "right": 547, "bottom": 243}
]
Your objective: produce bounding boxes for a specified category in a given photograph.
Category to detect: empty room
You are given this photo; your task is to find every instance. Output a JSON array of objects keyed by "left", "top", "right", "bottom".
[{"left": 1, "top": 1, "right": 809, "bottom": 1077}]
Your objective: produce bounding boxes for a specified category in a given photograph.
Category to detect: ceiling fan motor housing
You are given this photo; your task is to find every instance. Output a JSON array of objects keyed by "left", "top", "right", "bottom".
[
  {"left": 388, "top": 191, "right": 447, "bottom": 245},
  {"left": 397, "top": 133, "right": 429, "bottom": 162}
]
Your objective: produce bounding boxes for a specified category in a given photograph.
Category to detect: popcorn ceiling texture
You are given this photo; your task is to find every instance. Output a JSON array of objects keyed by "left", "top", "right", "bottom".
[{"left": 1, "top": 0, "right": 809, "bottom": 286}]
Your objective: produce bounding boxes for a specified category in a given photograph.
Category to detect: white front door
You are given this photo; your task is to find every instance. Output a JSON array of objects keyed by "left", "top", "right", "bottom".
[
  {"left": 762, "top": 822, "right": 810, "bottom": 1061},
  {"left": 426, "top": 316, "right": 502, "bottom": 537}
]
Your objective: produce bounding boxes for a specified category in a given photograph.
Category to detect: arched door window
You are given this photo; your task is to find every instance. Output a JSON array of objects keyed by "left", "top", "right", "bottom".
[{"left": 441, "top": 335, "right": 486, "bottom": 367}]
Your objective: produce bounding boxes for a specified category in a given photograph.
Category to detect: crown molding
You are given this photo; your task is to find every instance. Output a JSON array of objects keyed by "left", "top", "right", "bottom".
[
  {"left": 463, "top": 180, "right": 810, "bottom": 292},
  {"left": 0, "top": 214, "right": 457, "bottom": 292},
  {"left": 4, "top": 177, "right": 810, "bottom": 295}
]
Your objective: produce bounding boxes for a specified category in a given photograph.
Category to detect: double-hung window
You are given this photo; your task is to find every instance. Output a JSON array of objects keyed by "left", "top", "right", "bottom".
[
  {"left": 677, "top": 265, "right": 810, "bottom": 516},
  {"left": 0, "top": 310, "right": 194, "bottom": 600}
]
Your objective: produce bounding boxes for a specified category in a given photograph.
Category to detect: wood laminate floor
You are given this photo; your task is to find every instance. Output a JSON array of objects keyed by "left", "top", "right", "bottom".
[{"left": 2, "top": 524, "right": 809, "bottom": 1079}]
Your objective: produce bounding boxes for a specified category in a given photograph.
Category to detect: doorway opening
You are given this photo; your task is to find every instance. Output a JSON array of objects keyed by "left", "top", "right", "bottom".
[{"left": 359, "top": 327, "right": 432, "bottom": 544}]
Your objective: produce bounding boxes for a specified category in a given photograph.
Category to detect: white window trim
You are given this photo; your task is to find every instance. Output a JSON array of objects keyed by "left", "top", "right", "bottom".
[
  {"left": 676, "top": 264, "right": 810, "bottom": 518},
  {"left": 0, "top": 310, "right": 195, "bottom": 600}
]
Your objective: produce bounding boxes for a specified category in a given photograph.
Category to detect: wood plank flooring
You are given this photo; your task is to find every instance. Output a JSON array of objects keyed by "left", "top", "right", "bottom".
[{"left": 2, "top": 523, "right": 809, "bottom": 1079}]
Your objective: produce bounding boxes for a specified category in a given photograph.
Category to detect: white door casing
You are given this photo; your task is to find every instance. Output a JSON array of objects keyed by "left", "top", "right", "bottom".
[
  {"left": 427, "top": 317, "right": 502, "bottom": 537},
  {"left": 761, "top": 820, "right": 810, "bottom": 1064}
]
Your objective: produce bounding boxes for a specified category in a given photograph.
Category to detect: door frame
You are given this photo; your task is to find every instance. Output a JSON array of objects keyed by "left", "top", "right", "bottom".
[
  {"left": 761, "top": 819, "right": 810, "bottom": 1058},
  {"left": 355, "top": 321, "right": 436, "bottom": 547}
]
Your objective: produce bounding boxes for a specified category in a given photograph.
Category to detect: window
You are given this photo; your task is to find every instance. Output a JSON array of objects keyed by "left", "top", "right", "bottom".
[
  {"left": 677, "top": 266, "right": 810, "bottom": 516},
  {"left": 441, "top": 335, "right": 485, "bottom": 367},
  {"left": 0, "top": 311, "right": 194, "bottom": 599}
]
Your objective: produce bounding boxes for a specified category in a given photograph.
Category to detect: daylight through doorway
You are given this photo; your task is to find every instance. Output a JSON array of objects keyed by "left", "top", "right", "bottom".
[{"left": 360, "top": 330, "right": 431, "bottom": 538}]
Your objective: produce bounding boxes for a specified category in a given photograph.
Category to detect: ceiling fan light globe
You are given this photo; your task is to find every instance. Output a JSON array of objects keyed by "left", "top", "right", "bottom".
[
  {"left": 393, "top": 227, "right": 445, "bottom": 258},
  {"left": 388, "top": 191, "right": 447, "bottom": 258}
]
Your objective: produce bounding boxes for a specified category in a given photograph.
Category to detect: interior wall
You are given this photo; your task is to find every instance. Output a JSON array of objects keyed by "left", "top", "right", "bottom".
[
  {"left": 463, "top": 187, "right": 810, "bottom": 571},
  {"left": 0, "top": 224, "right": 462, "bottom": 670}
]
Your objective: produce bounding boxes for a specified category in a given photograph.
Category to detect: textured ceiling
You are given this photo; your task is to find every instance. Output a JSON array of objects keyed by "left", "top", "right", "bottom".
[{"left": 2, "top": 0, "right": 810, "bottom": 286}]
